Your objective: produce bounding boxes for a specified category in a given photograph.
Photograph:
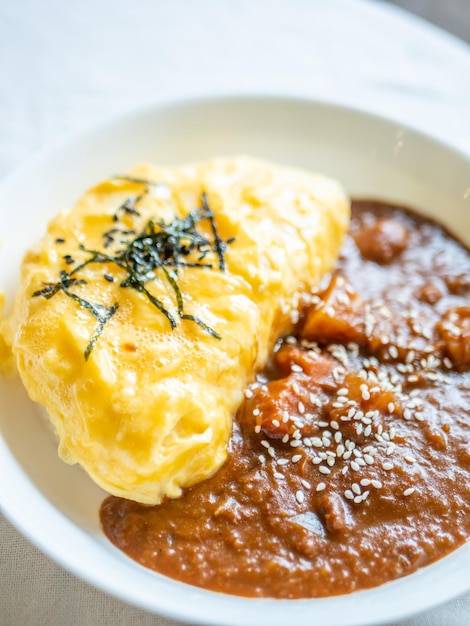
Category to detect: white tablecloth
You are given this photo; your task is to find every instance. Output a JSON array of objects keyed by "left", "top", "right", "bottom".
[{"left": 1, "top": 1, "right": 470, "bottom": 624}]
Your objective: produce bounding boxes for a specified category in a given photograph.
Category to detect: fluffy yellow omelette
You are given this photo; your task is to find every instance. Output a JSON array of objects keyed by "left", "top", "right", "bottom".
[{"left": 0, "top": 156, "right": 349, "bottom": 504}]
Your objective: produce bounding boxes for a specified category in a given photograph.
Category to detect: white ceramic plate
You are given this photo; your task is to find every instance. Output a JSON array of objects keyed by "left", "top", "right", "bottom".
[{"left": 1, "top": 95, "right": 470, "bottom": 626}]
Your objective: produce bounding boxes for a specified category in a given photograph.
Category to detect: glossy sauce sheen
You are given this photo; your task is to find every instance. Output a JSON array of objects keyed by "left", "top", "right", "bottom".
[{"left": 101, "top": 200, "right": 470, "bottom": 598}]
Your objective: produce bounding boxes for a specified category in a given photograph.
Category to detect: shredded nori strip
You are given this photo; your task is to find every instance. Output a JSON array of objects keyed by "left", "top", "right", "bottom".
[
  {"left": 33, "top": 271, "right": 119, "bottom": 361},
  {"left": 33, "top": 185, "right": 232, "bottom": 359}
]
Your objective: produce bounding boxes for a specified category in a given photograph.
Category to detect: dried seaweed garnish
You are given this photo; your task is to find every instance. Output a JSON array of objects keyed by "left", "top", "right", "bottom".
[
  {"left": 33, "top": 187, "right": 233, "bottom": 359},
  {"left": 33, "top": 271, "right": 119, "bottom": 361},
  {"left": 111, "top": 174, "right": 159, "bottom": 222},
  {"left": 113, "top": 196, "right": 142, "bottom": 222},
  {"left": 112, "top": 175, "right": 159, "bottom": 186}
]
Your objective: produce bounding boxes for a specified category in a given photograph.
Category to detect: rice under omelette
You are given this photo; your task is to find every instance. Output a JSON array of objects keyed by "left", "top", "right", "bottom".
[{"left": 0, "top": 156, "right": 349, "bottom": 504}]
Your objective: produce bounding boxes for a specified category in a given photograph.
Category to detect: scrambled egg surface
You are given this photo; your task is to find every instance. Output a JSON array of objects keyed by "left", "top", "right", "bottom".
[{"left": 0, "top": 157, "right": 349, "bottom": 504}]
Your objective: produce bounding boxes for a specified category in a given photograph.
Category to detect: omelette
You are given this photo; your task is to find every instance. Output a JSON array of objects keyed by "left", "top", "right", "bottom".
[{"left": 0, "top": 156, "right": 349, "bottom": 504}]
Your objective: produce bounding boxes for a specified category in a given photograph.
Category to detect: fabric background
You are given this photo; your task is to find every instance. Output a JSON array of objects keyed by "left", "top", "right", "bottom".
[{"left": 1, "top": 1, "right": 470, "bottom": 624}]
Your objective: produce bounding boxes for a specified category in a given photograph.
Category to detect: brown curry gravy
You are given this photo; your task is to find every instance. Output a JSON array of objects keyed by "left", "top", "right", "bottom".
[{"left": 101, "top": 200, "right": 470, "bottom": 598}]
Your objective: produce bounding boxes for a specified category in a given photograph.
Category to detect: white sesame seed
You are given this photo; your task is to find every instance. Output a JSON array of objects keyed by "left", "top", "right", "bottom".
[
  {"left": 274, "top": 472, "right": 284, "bottom": 479},
  {"left": 268, "top": 446, "right": 276, "bottom": 458},
  {"left": 301, "top": 479, "right": 311, "bottom": 489},
  {"left": 362, "top": 389, "right": 371, "bottom": 401},
  {"left": 353, "top": 495, "right": 363, "bottom": 504},
  {"left": 403, "top": 487, "right": 415, "bottom": 497},
  {"left": 319, "top": 465, "right": 331, "bottom": 475},
  {"left": 290, "top": 440, "right": 303, "bottom": 448},
  {"left": 344, "top": 490, "right": 354, "bottom": 500},
  {"left": 312, "top": 456, "right": 322, "bottom": 465},
  {"left": 245, "top": 388, "right": 254, "bottom": 399},
  {"left": 350, "top": 461, "right": 360, "bottom": 471},
  {"left": 316, "top": 482, "right": 326, "bottom": 492},
  {"left": 336, "top": 444, "right": 345, "bottom": 457},
  {"left": 292, "top": 454, "right": 302, "bottom": 463},
  {"left": 298, "top": 401, "right": 305, "bottom": 414},
  {"left": 260, "top": 440, "right": 270, "bottom": 448},
  {"left": 364, "top": 425, "right": 372, "bottom": 437},
  {"left": 290, "top": 310, "right": 300, "bottom": 324},
  {"left": 332, "top": 367, "right": 345, "bottom": 381},
  {"left": 371, "top": 479, "right": 383, "bottom": 489},
  {"left": 334, "top": 432, "right": 342, "bottom": 443},
  {"left": 272, "top": 419, "right": 280, "bottom": 428},
  {"left": 352, "top": 483, "right": 361, "bottom": 495},
  {"left": 254, "top": 425, "right": 261, "bottom": 434},
  {"left": 404, "top": 456, "right": 416, "bottom": 464},
  {"left": 292, "top": 382, "right": 300, "bottom": 395},
  {"left": 331, "top": 420, "right": 340, "bottom": 430},
  {"left": 382, "top": 462, "right": 394, "bottom": 471},
  {"left": 276, "top": 458, "right": 289, "bottom": 466},
  {"left": 291, "top": 364, "right": 303, "bottom": 373},
  {"left": 296, "top": 490, "right": 305, "bottom": 504},
  {"left": 258, "top": 455, "right": 265, "bottom": 463},
  {"left": 282, "top": 434, "right": 289, "bottom": 443},
  {"left": 364, "top": 454, "right": 375, "bottom": 465},
  {"left": 309, "top": 393, "right": 322, "bottom": 407},
  {"left": 360, "top": 478, "right": 371, "bottom": 486},
  {"left": 388, "top": 402, "right": 395, "bottom": 413},
  {"left": 406, "top": 350, "right": 415, "bottom": 364},
  {"left": 252, "top": 408, "right": 260, "bottom": 416},
  {"left": 337, "top": 388, "right": 349, "bottom": 396}
]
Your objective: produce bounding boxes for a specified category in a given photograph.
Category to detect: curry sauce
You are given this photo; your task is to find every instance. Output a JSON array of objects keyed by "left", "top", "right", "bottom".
[{"left": 101, "top": 200, "right": 470, "bottom": 598}]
